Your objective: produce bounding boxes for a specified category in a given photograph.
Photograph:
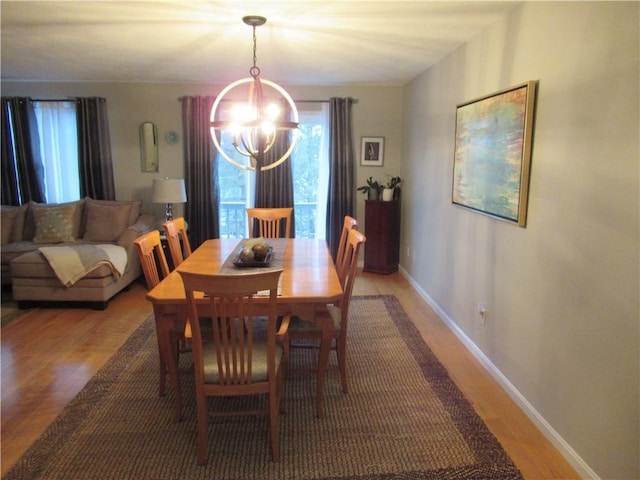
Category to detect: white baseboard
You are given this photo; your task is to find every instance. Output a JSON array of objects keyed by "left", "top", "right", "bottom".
[{"left": 398, "top": 266, "right": 599, "bottom": 480}]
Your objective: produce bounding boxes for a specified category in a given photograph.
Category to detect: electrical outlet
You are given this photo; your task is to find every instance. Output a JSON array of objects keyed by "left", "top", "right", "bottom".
[{"left": 477, "top": 303, "right": 488, "bottom": 325}]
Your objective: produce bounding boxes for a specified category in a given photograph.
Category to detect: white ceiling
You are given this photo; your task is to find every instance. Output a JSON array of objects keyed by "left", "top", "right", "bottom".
[{"left": 1, "top": 1, "right": 520, "bottom": 86}]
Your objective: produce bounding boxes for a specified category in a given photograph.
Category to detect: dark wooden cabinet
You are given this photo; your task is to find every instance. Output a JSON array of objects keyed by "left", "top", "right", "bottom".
[{"left": 363, "top": 200, "right": 401, "bottom": 274}]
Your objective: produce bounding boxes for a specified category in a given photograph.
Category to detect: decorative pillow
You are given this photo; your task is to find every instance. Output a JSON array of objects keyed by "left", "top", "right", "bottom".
[
  {"left": 81, "top": 197, "right": 142, "bottom": 236},
  {"left": 82, "top": 202, "right": 132, "bottom": 242},
  {"left": 9, "top": 204, "right": 28, "bottom": 242},
  {"left": 24, "top": 200, "right": 84, "bottom": 240},
  {"left": 32, "top": 203, "right": 79, "bottom": 244},
  {"left": 1, "top": 207, "right": 19, "bottom": 245}
]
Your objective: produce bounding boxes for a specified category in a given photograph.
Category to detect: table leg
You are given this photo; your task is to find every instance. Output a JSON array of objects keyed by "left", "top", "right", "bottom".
[
  {"left": 153, "top": 306, "right": 183, "bottom": 422},
  {"left": 156, "top": 325, "right": 167, "bottom": 398},
  {"left": 315, "top": 312, "right": 333, "bottom": 418}
]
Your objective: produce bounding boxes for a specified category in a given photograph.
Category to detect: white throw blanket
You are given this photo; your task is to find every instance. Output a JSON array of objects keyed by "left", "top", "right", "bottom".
[{"left": 39, "top": 244, "right": 128, "bottom": 288}]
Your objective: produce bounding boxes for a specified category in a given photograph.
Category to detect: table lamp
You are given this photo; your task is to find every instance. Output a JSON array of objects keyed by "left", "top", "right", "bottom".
[{"left": 152, "top": 178, "right": 187, "bottom": 222}]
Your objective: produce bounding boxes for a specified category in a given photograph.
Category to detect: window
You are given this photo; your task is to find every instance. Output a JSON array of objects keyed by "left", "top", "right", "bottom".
[
  {"left": 32, "top": 101, "right": 80, "bottom": 203},
  {"left": 217, "top": 132, "right": 255, "bottom": 238},
  {"left": 217, "top": 102, "right": 329, "bottom": 239},
  {"left": 291, "top": 103, "right": 329, "bottom": 239}
]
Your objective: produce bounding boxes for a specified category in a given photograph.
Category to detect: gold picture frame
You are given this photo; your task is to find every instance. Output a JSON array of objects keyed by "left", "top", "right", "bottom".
[
  {"left": 140, "top": 122, "right": 159, "bottom": 173},
  {"left": 452, "top": 81, "right": 537, "bottom": 227}
]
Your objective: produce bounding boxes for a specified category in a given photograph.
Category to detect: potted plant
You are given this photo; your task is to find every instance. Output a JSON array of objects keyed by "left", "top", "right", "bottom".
[
  {"left": 357, "top": 176, "right": 383, "bottom": 200},
  {"left": 382, "top": 176, "right": 402, "bottom": 201}
]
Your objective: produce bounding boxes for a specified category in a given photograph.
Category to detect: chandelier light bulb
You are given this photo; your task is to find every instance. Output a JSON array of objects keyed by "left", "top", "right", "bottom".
[
  {"left": 261, "top": 121, "right": 276, "bottom": 136},
  {"left": 266, "top": 103, "right": 280, "bottom": 121},
  {"left": 232, "top": 104, "right": 254, "bottom": 123},
  {"left": 229, "top": 122, "right": 242, "bottom": 136}
]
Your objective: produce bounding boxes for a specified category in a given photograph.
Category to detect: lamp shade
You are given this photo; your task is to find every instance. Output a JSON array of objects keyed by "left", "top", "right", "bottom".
[{"left": 151, "top": 178, "right": 186, "bottom": 204}]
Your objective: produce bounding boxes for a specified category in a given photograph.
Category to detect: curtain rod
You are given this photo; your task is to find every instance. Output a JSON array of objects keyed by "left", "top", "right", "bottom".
[
  {"left": 33, "top": 96, "right": 359, "bottom": 104},
  {"left": 177, "top": 97, "right": 358, "bottom": 104},
  {"left": 296, "top": 99, "right": 359, "bottom": 104}
]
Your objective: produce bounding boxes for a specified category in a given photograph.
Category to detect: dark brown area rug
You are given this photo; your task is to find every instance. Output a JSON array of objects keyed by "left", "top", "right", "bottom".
[{"left": 3, "top": 295, "right": 523, "bottom": 480}]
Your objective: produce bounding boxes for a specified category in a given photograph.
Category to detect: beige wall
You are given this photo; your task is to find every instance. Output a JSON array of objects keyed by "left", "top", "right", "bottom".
[
  {"left": 401, "top": 2, "right": 639, "bottom": 479},
  {"left": 0, "top": 82, "right": 402, "bottom": 228}
]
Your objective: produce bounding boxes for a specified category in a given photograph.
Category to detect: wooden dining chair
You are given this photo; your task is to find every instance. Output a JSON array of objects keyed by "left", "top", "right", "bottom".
[
  {"left": 246, "top": 207, "right": 293, "bottom": 239},
  {"left": 136, "top": 229, "right": 212, "bottom": 422},
  {"left": 335, "top": 215, "right": 358, "bottom": 285},
  {"left": 134, "top": 230, "right": 170, "bottom": 291},
  {"left": 288, "top": 228, "right": 365, "bottom": 393},
  {"left": 178, "top": 268, "right": 290, "bottom": 465},
  {"left": 163, "top": 217, "right": 192, "bottom": 267},
  {"left": 134, "top": 230, "right": 181, "bottom": 400}
]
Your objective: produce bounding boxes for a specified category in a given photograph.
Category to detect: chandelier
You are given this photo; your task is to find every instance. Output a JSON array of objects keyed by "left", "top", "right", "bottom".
[{"left": 210, "top": 15, "right": 299, "bottom": 171}]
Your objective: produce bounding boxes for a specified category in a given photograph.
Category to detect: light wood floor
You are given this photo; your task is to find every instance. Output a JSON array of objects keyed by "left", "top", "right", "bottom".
[{"left": 1, "top": 272, "right": 580, "bottom": 479}]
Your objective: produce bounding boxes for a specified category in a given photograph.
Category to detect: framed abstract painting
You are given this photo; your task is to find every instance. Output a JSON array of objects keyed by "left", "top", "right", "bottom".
[{"left": 452, "top": 81, "right": 537, "bottom": 227}]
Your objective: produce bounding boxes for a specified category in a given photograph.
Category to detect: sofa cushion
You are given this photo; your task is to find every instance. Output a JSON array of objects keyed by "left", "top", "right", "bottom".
[
  {"left": 24, "top": 200, "right": 84, "bottom": 240},
  {"left": 1, "top": 204, "right": 28, "bottom": 243},
  {"left": 33, "top": 202, "right": 80, "bottom": 243},
  {"left": 83, "top": 202, "right": 132, "bottom": 242},
  {"left": 1, "top": 240, "right": 47, "bottom": 266},
  {"left": 10, "top": 249, "right": 116, "bottom": 280}
]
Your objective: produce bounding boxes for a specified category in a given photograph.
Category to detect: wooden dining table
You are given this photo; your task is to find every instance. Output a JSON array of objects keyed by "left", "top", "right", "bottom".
[{"left": 145, "top": 238, "right": 343, "bottom": 420}]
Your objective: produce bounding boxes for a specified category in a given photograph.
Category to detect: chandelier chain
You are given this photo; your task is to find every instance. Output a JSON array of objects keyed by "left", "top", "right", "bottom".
[
  {"left": 250, "top": 25, "right": 260, "bottom": 77},
  {"left": 249, "top": 25, "right": 261, "bottom": 79},
  {"left": 252, "top": 26, "right": 257, "bottom": 68}
]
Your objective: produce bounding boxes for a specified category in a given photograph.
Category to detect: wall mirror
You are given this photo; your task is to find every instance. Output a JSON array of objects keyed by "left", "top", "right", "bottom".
[{"left": 140, "top": 122, "right": 159, "bottom": 172}]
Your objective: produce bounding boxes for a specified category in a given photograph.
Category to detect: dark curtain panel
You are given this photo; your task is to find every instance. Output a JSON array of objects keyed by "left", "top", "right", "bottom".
[
  {"left": 254, "top": 105, "right": 295, "bottom": 237},
  {"left": 0, "top": 97, "right": 45, "bottom": 205},
  {"left": 0, "top": 101, "right": 17, "bottom": 205},
  {"left": 181, "top": 95, "right": 219, "bottom": 248},
  {"left": 326, "top": 97, "right": 356, "bottom": 258},
  {"left": 76, "top": 97, "right": 115, "bottom": 200}
]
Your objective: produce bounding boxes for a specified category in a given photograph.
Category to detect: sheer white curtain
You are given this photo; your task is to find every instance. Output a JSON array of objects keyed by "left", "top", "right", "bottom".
[
  {"left": 314, "top": 103, "right": 330, "bottom": 239},
  {"left": 291, "top": 103, "right": 330, "bottom": 239},
  {"left": 33, "top": 101, "right": 80, "bottom": 203}
]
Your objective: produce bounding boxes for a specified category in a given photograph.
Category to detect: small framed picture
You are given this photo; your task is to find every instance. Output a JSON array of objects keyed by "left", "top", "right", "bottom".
[{"left": 360, "top": 136, "right": 384, "bottom": 166}]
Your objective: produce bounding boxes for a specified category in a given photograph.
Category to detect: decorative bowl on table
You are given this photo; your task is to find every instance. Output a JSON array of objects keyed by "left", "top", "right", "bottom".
[{"left": 233, "top": 239, "right": 273, "bottom": 267}]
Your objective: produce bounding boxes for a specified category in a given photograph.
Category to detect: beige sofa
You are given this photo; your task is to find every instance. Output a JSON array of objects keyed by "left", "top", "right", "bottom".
[{"left": 1, "top": 197, "right": 154, "bottom": 309}]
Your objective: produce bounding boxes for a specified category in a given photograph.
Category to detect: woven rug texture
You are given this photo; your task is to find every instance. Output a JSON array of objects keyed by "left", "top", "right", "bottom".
[{"left": 4, "top": 295, "right": 523, "bottom": 480}]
